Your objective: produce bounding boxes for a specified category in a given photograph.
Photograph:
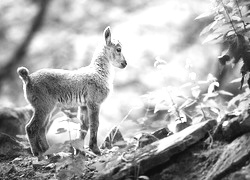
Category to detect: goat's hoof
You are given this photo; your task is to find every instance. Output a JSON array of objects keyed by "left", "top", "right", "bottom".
[{"left": 91, "top": 146, "right": 101, "bottom": 155}]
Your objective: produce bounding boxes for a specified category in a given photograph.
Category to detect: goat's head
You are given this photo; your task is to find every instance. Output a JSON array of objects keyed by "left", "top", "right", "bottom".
[{"left": 103, "top": 26, "right": 127, "bottom": 69}]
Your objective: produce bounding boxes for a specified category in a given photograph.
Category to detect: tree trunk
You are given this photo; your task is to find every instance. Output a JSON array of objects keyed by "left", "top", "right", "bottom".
[{"left": 0, "top": 0, "right": 50, "bottom": 87}]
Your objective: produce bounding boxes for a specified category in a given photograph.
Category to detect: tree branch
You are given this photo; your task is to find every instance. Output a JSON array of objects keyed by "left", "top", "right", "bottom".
[{"left": 0, "top": 0, "right": 50, "bottom": 85}]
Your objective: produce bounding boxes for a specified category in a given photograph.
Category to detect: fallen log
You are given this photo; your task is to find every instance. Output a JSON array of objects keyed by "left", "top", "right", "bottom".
[{"left": 95, "top": 119, "right": 217, "bottom": 180}]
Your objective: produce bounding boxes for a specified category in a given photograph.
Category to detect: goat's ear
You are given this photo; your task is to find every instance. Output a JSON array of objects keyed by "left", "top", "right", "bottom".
[{"left": 104, "top": 26, "right": 111, "bottom": 45}]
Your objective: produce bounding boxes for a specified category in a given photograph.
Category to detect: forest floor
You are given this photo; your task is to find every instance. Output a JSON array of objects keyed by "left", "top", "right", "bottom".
[
  {"left": 0, "top": 141, "right": 223, "bottom": 180},
  {"left": 1, "top": 127, "right": 249, "bottom": 180}
]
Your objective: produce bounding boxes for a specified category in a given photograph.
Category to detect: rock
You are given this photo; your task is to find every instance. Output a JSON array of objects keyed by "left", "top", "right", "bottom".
[
  {"left": 95, "top": 119, "right": 217, "bottom": 180},
  {"left": 7, "top": 165, "right": 17, "bottom": 174},
  {"left": 175, "top": 121, "right": 190, "bottom": 132},
  {"left": 0, "top": 132, "right": 30, "bottom": 159},
  {"left": 152, "top": 127, "right": 171, "bottom": 139},
  {"left": 230, "top": 170, "right": 250, "bottom": 180},
  {"left": 32, "top": 160, "right": 50, "bottom": 170},
  {"left": 0, "top": 106, "right": 33, "bottom": 139},
  {"left": 137, "top": 133, "right": 158, "bottom": 148},
  {"left": 11, "top": 157, "right": 23, "bottom": 164},
  {"left": 206, "top": 133, "right": 250, "bottom": 180},
  {"left": 135, "top": 128, "right": 171, "bottom": 149},
  {"left": 45, "top": 163, "right": 55, "bottom": 170},
  {"left": 213, "top": 110, "right": 250, "bottom": 142},
  {"left": 100, "top": 126, "right": 124, "bottom": 149}
]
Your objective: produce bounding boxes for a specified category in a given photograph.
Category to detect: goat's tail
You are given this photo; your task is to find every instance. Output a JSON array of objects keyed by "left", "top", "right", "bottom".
[{"left": 17, "top": 67, "right": 30, "bottom": 83}]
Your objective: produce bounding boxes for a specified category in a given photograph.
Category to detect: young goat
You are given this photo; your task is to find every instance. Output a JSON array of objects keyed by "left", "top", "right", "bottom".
[{"left": 17, "top": 27, "right": 127, "bottom": 157}]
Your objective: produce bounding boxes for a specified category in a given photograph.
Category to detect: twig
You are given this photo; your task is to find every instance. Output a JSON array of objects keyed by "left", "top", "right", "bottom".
[
  {"left": 67, "top": 119, "right": 72, "bottom": 142},
  {"left": 168, "top": 90, "right": 182, "bottom": 121},
  {"left": 207, "top": 131, "right": 214, "bottom": 149},
  {"left": 200, "top": 104, "right": 207, "bottom": 121},
  {"left": 221, "top": 0, "right": 238, "bottom": 35},
  {"left": 235, "top": 0, "right": 247, "bottom": 31},
  {"left": 111, "top": 106, "right": 144, "bottom": 142}
]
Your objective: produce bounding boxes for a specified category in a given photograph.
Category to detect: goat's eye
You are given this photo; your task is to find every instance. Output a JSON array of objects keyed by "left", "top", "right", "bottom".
[{"left": 116, "top": 48, "right": 121, "bottom": 53}]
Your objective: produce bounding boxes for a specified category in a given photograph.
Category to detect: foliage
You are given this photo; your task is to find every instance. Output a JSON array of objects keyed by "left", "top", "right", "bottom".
[
  {"left": 143, "top": 58, "right": 234, "bottom": 130},
  {"left": 196, "top": 0, "right": 250, "bottom": 88}
]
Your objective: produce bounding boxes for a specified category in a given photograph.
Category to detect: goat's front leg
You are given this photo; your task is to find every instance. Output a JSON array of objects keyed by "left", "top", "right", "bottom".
[
  {"left": 87, "top": 102, "right": 101, "bottom": 155},
  {"left": 78, "top": 106, "right": 89, "bottom": 139}
]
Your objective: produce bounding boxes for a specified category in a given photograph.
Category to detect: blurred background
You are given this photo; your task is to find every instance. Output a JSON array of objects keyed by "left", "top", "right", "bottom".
[{"left": 0, "top": 0, "right": 241, "bottom": 144}]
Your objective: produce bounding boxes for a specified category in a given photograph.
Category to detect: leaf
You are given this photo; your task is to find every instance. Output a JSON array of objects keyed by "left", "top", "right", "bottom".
[
  {"left": 79, "top": 129, "right": 88, "bottom": 134},
  {"left": 213, "top": 23, "right": 233, "bottom": 34},
  {"left": 154, "top": 57, "right": 167, "bottom": 68},
  {"left": 242, "top": 10, "right": 250, "bottom": 18},
  {"left": 191, "top": 86, "right": 201, "bottom": 99},
  {"left": 230, "top": 77, "right": 242, "bottom": 83},
  {"left": 229, "top": 34, "right": 246, "bottom": 64},
  {"left": 154, "top": 101, "right": 170, "bottom": 113},
  {"left": 203, "top": 92, "right": 219, "bottom": 102},
  {"left": 113, "top": 140, "right": 127, "bottom": 148},
  {"left": 218, "top": 54, "right": 230, "bottom": 65},
  {"left": 67, "top": 117, "right": 81, "bottom": 124},
  {"left": 56, "top": 157, "right": 72, "bottom": 172},
  {"left": 242, "top": 51, "right": 250, "bottom": 71},
  {"left": 57, "top": 169, "right": 75, "bottom": 180},
  {"left": 179, "top": 98, "right": 197, "bottom": 110},
  {"left": 189, "top": 72, "right": 197, "bottom": 81},
  {"left": 218, "top": 90, "right": 234, "bottom": 96},
  {"left": 176, "top": 94, "right": 189, "bottom": 100},
  {"left": 70, "top": 139, "right": 85, "bottom": 151},
  {"left": 197, "top": 80, "right": 209, "bottom": 85},
  {"left": 238, "top": 0, "right": 250, "bottom": 6},
  {"left": 231, "top": 16, "right": 241, "bottom": 22},
  {"left": 180, "top": 82, "right": 193, "bottom": 89},
  {"left": 67, "top": 154, "right": 85, "bottom": 176},
  {"left": 56, "top": 154, "right": 85, "bottom": 179},
  {"left": 207, "top": 82, "right": 219, "bottom": 94},
  {"left": 200, "top": 22, "right": 215, "bottom": 36},
  {"left": 209, "top": 107, "right": 220, "bottom": 115},
  {"left": 44, "top": 143, "right": 69, "bottom": 155},
  {"left": 62, "top": 109, "right": 77, "bottom": 118},
  {"left": 227, "top": 93, "right": 243, "bottom": 109},
  {"left": 56, "top": 128, "right": 67, "bottom": 134},
  {"left": 195, "top": 11, "right": 214, "bottom": 20},
  {"left": 138, "top": 175, "right": 150, "bottom": 180},
  {"left": 203, "top": 83, "right": 220, "bottom": 102},
  {"left": 59, "top": 117, "right": 81, "bottom": 124},
  {"left": 202, "top": 33, "right": 223, "bottom": 44},
  {"left": 207, "top": 73, "right": 217, "bottom": 82}
]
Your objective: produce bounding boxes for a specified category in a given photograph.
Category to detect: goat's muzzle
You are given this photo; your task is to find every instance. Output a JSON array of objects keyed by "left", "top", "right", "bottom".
[{"left": 121, "top": 61, "right": 127, "bottom": 68}]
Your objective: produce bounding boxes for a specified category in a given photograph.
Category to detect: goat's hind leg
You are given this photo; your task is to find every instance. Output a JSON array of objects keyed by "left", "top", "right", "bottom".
[{"left": 26, "top": 108, "right": 50, "bottom": 158}]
